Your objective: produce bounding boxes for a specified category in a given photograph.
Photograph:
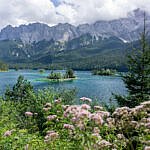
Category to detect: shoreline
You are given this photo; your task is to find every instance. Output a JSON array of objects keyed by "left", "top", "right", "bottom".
[{"left": 0, "top": 70, "right": 9, "bottom": 72}]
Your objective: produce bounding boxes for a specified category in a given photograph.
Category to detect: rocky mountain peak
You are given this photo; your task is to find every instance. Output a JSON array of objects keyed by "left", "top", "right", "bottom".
[
  {"left": 0, "top": 9, "right": 149, "bottom": 44},
  {"left": 127, "top": 8, "right": 148, "bottom": 19}
]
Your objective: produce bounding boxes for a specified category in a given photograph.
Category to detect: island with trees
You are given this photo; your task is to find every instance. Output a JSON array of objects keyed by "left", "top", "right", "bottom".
[
  {"left": 0, "top": 61, "right": 8, "bottom": 72},
  {"left": 47, "top": 69, "right": 76, "bottom": 82},
  {"left": 39, "top": 69, "right": 45, "bottom": 74},
  {"left": 92, "top": 68, "right": 116, "bottom": 76}
]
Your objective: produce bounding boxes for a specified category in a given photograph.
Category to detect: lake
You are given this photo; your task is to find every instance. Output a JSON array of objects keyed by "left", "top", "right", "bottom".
[{"left": 0, "top": 70, "right": 127, "bottom": 104}]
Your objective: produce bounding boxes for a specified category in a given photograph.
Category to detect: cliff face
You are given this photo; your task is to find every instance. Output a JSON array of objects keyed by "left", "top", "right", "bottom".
[{"left": 0, "top": 23, "right": 79, "bottom": 44}]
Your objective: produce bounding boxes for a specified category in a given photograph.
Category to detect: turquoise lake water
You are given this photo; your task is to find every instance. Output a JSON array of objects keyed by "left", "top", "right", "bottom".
[{"left": 0, "top": 70, "right": 127, "bottom": 103}]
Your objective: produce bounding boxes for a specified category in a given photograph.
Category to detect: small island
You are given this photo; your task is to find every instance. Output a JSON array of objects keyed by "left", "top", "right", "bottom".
[
  {"left": 92, "top": 68, "right": 116, "bottom": 76},
  {"left": 47, "top": 69, "right": 76, "bottom": 82},
  {"left": 39, "top": 69, "right": 45, "bottom": 74},
  {"left": 0, "top": 61, "right": 8, "bottom": 72}
]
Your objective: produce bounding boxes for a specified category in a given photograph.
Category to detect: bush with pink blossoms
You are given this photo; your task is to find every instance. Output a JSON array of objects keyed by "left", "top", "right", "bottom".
[
  {"left": 0, "top": 84, "right": 150, "bottom": 150},
  {"left": 42, "top": 99, "right": 150, "bottom": 149}
]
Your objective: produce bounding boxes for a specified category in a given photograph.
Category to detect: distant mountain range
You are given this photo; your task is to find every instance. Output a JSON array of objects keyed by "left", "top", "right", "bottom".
[{"left": 0, "top": 8, "right": 149, "bottom": 70}]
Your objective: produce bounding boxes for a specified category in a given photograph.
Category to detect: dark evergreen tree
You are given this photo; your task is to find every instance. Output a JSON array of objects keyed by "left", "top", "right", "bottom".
[
  {"left": 64, "top": 69, "right": 75, "bottom": 78},
  {"left": 116, "top": 13, "right": 150, "bottom": 107},
  {"left": 5, "top": 75, "right": 33, "bottom": 102}
]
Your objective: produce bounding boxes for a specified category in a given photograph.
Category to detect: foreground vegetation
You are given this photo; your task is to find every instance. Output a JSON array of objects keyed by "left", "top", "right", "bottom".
[{"left": 0, "top": 76, "right": 150, "bottom": 150}]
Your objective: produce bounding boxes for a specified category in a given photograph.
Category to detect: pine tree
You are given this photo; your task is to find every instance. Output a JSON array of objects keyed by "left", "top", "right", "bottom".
[
  {"left": 64, "top": 69, "right": 75, "bottom": 78},
  {"left": 116, "top": 13, "right": 150, "bottom": 107}
]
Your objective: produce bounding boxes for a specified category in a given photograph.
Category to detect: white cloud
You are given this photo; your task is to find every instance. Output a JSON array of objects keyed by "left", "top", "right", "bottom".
[
  {"left": 0, "top": 0, "right": 149, "bottom": 30},
  {"left": 0, "top": 0, "right": 58, "bottom": 29}
]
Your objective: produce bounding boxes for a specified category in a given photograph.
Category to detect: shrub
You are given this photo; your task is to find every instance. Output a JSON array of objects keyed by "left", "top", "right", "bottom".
[{"left": 5, "top": 75, "right": 33, "bottom": 102}]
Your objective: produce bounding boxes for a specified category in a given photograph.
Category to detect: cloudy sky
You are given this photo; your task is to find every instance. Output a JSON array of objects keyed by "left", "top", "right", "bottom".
[{"left": 0, "top": 0, "right": 149, "bottom": 29}]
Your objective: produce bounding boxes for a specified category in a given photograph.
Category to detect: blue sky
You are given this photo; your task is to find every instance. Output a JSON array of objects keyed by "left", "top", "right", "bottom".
[{"left": 51, "top": 0, "right": 60, "bottom": 6}]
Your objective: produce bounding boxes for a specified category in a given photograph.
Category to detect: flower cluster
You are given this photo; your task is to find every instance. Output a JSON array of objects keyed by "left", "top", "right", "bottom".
[
  {"left": 43, "top": 102, "right": 52, "bottom": 111},
  {"left": 25, "top": 112, "right": 33, "bottom": 116},
  {"left": 63, "top": 103, "right": 109, "bottom": 130},
  {"left": 44, "top": 131, "right": 59, "bottom": 143},
  {"left": 63, "top": 124, "right": 75, "bottom": 130},
  {"left": 94, "top": 106, "right": 104, "bottom": 111},
  {"left": 43, "top": 99, "right": 150, "bottom": 149},
  {"left": 4, "top": 130, "right": 13, "bottom": 137},
  {"left": 54, "top": 99, "right": 62, "bottom": 104},
  {"left": 47, "top": 115, "right": 57, "bottom": 121}
]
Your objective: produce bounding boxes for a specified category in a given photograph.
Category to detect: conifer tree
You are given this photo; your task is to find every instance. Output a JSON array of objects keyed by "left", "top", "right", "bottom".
[{"left": 116, "top": 13, "right": 150, "bottom": 107}]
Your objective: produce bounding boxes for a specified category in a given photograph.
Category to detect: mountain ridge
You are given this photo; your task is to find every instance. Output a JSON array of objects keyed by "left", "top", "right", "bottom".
[
  {"left": 0, "top": 8, "right": 149, "bottom": 70},
  {"left": 0, "top": 8, "right": 149, "bottom": 44}
]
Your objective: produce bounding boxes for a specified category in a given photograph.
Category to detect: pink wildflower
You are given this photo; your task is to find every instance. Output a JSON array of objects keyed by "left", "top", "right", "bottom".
[
  {"left": 43, "top": 107, "right": 50, "bottom": 111},
  {"left": 97, "top": 140, "right": 112, "bottom": 147},
  {"left": 144, "top": 146, "right": 150, "bottom": 150},
  {"left": 45, "top": 103, "right": 52, "bottom": 107},
  {"left": 25, "top": 112, "right": 33, "bottom": 116},
  {"left": 93, "top": 127, "right": 100, "bottom": 134},
  {"left": 4, "top": 130, "right": 12, "bottom": 137},
  {"left": 64, "top": 105, "right": 79, "bottom": 117},
  {"left": 81, "top": 104, "right": 91, "bottom": 110},
  {"left": 94, "top": 106, "right": 103, "bottom": 110},
  {"left": 147, "top": 118, "right": 150, "bottom": 123},
  {"left": 63, "top": 112, "right": 68, "bottom": 118},
  {"left": 80, "top": 97, "right": 92, "bottom": 103},
  {"left": 96, "top": 111, "right": 110, "bottom": 117},
  {"left": 71, "top": 117, "right": 78, "bottom": 123},
  {"left": 64, "top": 124, "right": 75, "bottom": 130},
  {"left": 47, "top": 115, "right": 57, "bottom": 121},
  {"left": 135, "top": 105, "right": 144, "bottom": 111},
  {"left": 106, "top": 117, "right": 115, "bottom": 127},
  {"left": 76, "top": 121, "right": 85, "bottom": 130},
  {"left": 44, "top": 131, "right": 59, "bottom": 141},
  {"left": 117, "top": 134, "right": 125, "bottom": 140},
  {"left": 145, "top": 123, "right": 150, "bottom": 129},
  {"left": 54, "top": 99, "right": 61, "bottom": 104},
  {"left": 141, "top": 101, "right": 150, "bottom": 105},
  {"left": 91, "top": 113, "right": 104, "bottom": 125},
  {"left": 62, "top": 105, "right": 69, "bottom": 110},
  {"left": 78, "top": 109, "right": 90, "bottom": 118}
]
